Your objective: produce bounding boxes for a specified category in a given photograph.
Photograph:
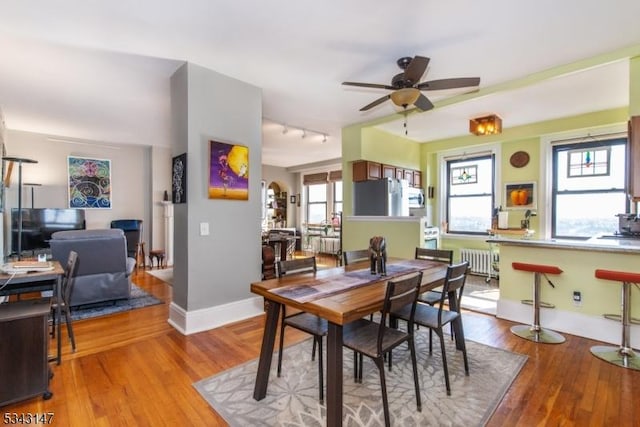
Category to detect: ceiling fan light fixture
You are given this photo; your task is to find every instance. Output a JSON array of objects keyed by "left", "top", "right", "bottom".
[
  {"left": 390, "top": 87, "right": 420, "bottom": 107},
  {"left": 470, "top": 114, "right": 502, "bottom": 136}
]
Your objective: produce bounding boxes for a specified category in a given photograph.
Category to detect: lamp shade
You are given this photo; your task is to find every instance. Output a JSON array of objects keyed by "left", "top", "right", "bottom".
[
  {"left": 469, "top": 114, "right": 502, "bottom": 136},
  {"left": 390, "top": 88, "right": 420, "bottom": 107}
]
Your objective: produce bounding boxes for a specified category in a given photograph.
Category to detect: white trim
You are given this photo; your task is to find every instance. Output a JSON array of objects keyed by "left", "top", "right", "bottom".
[
  {"left": 168, "top": 296, "right": 265, "bottom": 335},
  {"left": 496, "top": 298, "right": 640, "bottom": 345},
  {"left": 437, "top": 143, "right": 502, "bottom": 231},
  {"left": 539, "top": 123, "right": 628, "bottom": 239}
]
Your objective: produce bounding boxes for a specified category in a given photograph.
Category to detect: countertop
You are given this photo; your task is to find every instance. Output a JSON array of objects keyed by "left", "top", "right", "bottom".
[{"left": 487, "top": 234, "right": 640, "bottom": 254}]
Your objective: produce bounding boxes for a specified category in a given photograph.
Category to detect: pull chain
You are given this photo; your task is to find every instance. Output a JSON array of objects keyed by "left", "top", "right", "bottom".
[{"left": 403, "top": 107, "right": 408, "bottom": 136}]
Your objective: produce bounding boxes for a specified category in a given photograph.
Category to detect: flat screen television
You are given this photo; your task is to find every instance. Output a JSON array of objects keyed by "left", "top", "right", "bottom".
[{"left": 11, "top": 208, "right": 86, "bottom": 254}]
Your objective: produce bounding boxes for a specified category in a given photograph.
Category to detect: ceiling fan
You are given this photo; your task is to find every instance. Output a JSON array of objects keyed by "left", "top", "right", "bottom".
[{"left": 342, "top": 56, "right": 480, "bottom": 112}]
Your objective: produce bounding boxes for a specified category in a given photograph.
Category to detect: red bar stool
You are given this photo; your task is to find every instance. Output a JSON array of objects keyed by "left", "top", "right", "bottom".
[
  {"left": 510, "top": 262, "right": 565, "bottom": 344},
  {"left": 590, "top": 269, "right": 640, "bottom": 370}
]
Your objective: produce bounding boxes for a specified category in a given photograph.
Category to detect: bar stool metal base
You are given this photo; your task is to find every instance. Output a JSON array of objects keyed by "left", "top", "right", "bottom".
[
  {"left": 590, "top": 345, "right": 640, "bottom": 370},
  {"left": 510, "top": 324, "right": 566, "bottom": 344}
]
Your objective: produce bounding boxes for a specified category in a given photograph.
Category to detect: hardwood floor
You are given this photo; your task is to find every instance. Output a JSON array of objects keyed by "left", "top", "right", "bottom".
[{"left": 3, "top": 266, "right": 640, "bottom": 426}]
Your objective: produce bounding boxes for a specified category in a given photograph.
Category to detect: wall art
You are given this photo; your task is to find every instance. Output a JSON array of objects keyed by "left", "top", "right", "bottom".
[
  {"left": 504, "top": 181, "right": 536, "bottom": 210},
  {"left": 68, "top": 156, "right": 112, "bottom": 209},
  {"left": 209, "top": 140, "right": 249, "bottom": 200},
  {"left": 172, "top": 153, "right": 187, "bottom": 204}
]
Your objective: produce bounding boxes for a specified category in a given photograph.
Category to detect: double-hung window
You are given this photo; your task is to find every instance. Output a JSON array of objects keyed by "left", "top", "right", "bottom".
[
  {"left": 551, "top": 137, "right": 627, "bottom": 238},
  {"left": 445, "top": 154, "right": 495, "bottom": 234},
  {"left": 306, "top": 183, "right": 328, "bottom": 224}
]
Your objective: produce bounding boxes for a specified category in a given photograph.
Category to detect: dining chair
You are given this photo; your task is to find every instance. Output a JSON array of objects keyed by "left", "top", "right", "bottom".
[
  {"left": 343, "top": 272, "right": 423, "bottom": 427},
  {"left": 51, "top": 250, "right": 80, "bottom": 352},
  {"left": 414, "top": 247, "right": 453, "bottom": 305},
  {"left": 392, "top": 261, "right": 470, "bottom": 395},
  {"left": 276, "top": 256, "right": 328, "bottom": 403},
  {"left": 342, "top": 248, "right": 370, "bottom": 266}
]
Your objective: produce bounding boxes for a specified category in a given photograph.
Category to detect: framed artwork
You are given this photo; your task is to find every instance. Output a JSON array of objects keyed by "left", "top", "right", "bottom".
[
  {"left": 208, "top": 140, "right": 249, "bottom": 200},
  {"left": 504, "top": 181, "right": 536, "bottom": 210},
  {"left": 68, "top": 156, "right": 112, "bottom": 209},
  {"left": 172, "top": 153, "right": 187, "bottom": 204}
]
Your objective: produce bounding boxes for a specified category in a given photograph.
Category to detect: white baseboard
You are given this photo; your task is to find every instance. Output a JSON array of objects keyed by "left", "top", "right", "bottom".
[
  {"left": 497, "top": 299, "right": 640, "bottom": 346},
  {"left": 168, "top": 296, "right": 264, "bottom": 335}
]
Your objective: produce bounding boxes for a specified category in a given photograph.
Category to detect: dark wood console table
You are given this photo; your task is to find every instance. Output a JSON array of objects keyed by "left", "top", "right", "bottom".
[{"left": 0, "top": 298, "right": 53, "bottom": 406}]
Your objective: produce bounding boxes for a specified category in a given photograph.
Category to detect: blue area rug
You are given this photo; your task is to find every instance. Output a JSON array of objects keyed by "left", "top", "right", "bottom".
[{"left": 68, "top": 284, "right": 163, "bottom": 321}]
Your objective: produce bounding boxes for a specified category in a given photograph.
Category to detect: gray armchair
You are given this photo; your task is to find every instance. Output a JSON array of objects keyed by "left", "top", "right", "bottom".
[{"left": 50, "top": 229, "right": 135, "bottom": 307}]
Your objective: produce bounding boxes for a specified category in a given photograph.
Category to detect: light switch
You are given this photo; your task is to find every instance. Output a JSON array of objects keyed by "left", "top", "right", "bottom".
[{"left": 200, "top": 222, "right": 210, "bottom": 236}]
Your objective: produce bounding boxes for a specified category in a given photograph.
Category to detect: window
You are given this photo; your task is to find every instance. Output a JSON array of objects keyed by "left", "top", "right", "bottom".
[
  {"left": 306, "top": 183, "right": 327, "bottom": 224},
  {"left": 552, "top": 137, "right": 627, "bottom": 238},
  {"left": 446, "top": 155, "right": 495, "bottom": 234},
  {"left": 333, "top": 181, "right": 343, "bottom": 216}
]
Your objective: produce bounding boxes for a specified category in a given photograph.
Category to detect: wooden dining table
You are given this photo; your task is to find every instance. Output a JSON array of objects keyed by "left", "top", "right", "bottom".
[{"left": 250, "top": 257, "right": 449, "bottom": 426}]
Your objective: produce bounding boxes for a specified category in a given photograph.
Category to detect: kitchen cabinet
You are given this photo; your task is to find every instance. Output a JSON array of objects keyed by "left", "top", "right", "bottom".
[
  {"left": 353, "top": 161, "right": 382, "bottom": 182},
  {"left": 629, "top": 116, "right": 640, "bottom": 200},
  {"left": 395, "top": 168, "right": 404, "bottom": 180},
  {"left": 403, "top": 170, "right": 414, "bottom": 186},
  {"left": 382, "top": 164, "right": 396, "bottom": 179},
  {"left": 413, "top": 170, "right": 422, "bottom": 188}
]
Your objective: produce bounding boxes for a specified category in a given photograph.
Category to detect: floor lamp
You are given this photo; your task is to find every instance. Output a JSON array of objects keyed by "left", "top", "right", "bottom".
[
  {"left": 23, "top": 182, "right": 42, "bottom": 209},
  {"left": 2, "top": 156, "right": 38, "bottom": 260}
]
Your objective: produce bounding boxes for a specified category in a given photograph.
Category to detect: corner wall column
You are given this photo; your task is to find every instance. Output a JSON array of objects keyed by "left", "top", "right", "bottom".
[{"left": 162, "top": 201, "right": 174, "bottom": 266}]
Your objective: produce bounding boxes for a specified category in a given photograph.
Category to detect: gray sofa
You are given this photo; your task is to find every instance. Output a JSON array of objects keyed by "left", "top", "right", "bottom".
[{"left": 50, "top": 229, "right": 136, "bottom": 307}]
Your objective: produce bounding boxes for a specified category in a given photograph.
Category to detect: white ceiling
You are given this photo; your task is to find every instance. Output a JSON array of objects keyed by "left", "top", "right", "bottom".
[{"left": 1, "top": 1, "right": 640, "bottom": 168}]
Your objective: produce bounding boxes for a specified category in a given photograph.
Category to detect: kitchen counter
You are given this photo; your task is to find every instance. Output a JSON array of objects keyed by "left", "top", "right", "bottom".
[
  {"left": 487, "top": 235, "right": 640, "bottom": 254},
  {"left": 490, "top": 233, "right": 640, "bottom": 346}
]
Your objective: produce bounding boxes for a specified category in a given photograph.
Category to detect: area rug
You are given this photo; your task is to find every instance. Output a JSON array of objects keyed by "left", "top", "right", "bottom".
[
  {"left": 194, "top": 330, "right": 527, "bottom": 426},
  {"left": 146, "top": 268, "right": 173, "bottom": 285},
  {"left": 68, "top": 284, "right": 163, "bottom": 321}
]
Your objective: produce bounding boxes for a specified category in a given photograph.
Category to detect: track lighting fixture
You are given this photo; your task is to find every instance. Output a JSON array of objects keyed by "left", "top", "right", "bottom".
[{"left": 267, "top": 119, "right": 330, "bottom": 143}]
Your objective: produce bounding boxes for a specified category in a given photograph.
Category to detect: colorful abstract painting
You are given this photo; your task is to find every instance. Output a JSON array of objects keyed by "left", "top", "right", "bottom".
[
  {"left": 68, "top": 156, "right": 112, "bottom": 208},
  {"left": 209, "top": 140, "right": 248, "bottom": 200}
]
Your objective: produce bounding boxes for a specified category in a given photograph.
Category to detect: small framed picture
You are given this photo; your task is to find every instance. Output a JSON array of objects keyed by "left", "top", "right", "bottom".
[
  {"left": 290, "top": 195, "right": 296, "bottom": 204},
  {"left": 504, "top": 181, "right": 536, "bottom": 210}
]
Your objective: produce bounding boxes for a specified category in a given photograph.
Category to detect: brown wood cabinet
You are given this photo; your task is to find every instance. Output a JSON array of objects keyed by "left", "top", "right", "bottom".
[
  {"left": 353, "top": 161, "right": 382, "bottom": 182},
  {"left": 629, "top": 116, "right": 640, "bottom": 200},
  {"left": 353, "top": 160, "right": 422, "bottom": 187},
  {"left": 382, "top": 164, "right": 396, "bottom": 179},
  {"left": 413, "top": 170, "right": 422, "bottom": 188}
]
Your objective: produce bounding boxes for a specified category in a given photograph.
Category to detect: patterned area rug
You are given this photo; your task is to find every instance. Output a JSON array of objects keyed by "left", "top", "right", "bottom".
[
  {"left": 68, "top": 284, "right": 163, "bottom": 321},
  {"left": 194, "top": 330, "right": 527, "bottom": 426}
]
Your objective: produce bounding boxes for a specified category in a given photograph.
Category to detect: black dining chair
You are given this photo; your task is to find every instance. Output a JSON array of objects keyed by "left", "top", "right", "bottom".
[
  {"left": 51, "top": 250, "right": 80, "bottom": 352},
  {"left": 343, "top": 272, "right": 423, "bottom": 427},
  {"left": 414, "top": 247, "right": 454, "bottom": 305},
  {"left": 276, "top": 256, "right": 328, "bottom": 403},
  {"left": 392, "top": 261, "right": 470, "bottom": 395}
]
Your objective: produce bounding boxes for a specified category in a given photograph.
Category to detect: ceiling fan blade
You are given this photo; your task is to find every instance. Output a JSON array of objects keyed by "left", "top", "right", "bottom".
[
  {"left": 342, "top": 81, "right": 395, "bottom": 90},
  {"left": 403, "top": 56, "right": 430, "bottom": 85},
  {"left": 360, "top": 94, "right": 391, "bottom": 111},
  {"left": 416, "top": 77, "right": 480, "bottom": 91},
  {"left": 413, "top": 94, "right": 434, "bottom": 111}
]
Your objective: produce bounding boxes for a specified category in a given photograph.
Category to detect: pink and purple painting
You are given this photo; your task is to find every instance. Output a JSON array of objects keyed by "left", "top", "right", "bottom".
[{"left": 208, "top": 140, "right": 249, "bottom": 200}]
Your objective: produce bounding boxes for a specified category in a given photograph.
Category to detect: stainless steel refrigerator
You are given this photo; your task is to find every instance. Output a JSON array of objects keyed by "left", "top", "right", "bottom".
[{"left": 352, "top": 178, "right": 409, "bottom": 216}]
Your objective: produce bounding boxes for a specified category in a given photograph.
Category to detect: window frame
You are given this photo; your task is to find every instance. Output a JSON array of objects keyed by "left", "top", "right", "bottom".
[
  {"left": 439, "top": 146, "right": 500, "bottom": 236},
  {"left": 550, "top": 137, "right": 628, "bottom": 239}
]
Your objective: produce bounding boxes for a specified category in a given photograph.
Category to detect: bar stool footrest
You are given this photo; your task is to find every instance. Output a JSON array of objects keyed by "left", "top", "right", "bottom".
[
  {"left": 520, "top": 299, "right": 555, "bottom": 308},
  {"left": 510, "top": 324, "right": 565, "bottom": 344},
  {"left": 590, "top": 345, "right": 640, "bottom": 370}
]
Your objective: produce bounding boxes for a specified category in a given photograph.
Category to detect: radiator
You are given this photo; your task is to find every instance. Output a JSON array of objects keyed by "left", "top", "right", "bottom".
[{"left": 460, "top": 248, "right": 498, "bottom": 276}]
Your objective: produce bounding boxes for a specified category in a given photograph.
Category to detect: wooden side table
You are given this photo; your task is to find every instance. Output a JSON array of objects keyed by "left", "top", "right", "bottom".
[{"left": 149, "top": 249, "right": 166, "bottom": 269}]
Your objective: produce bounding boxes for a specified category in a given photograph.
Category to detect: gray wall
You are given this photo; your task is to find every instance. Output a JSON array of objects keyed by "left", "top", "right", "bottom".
[
  {"left": 171, "top": 62, "right": 262, "bottom": 312},
  {"left": 3, "top": 129, "right": 154, "bottom": 253}
]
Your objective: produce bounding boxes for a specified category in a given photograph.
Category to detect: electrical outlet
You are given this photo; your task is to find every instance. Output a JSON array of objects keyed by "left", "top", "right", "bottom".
[{"left": 573, "top": 291, "right": 582, "bottom": 306}]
